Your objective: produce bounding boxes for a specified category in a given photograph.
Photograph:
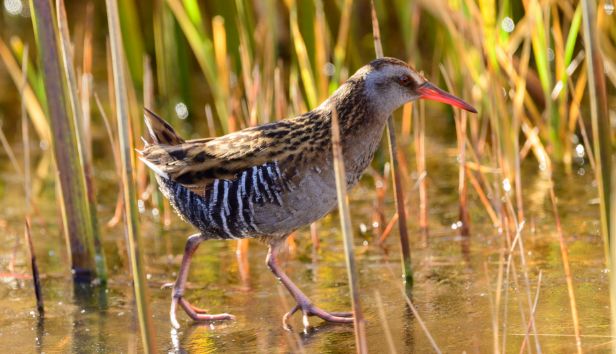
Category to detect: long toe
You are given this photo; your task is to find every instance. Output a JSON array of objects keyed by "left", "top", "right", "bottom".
[
  {"left": 306, "top": 305, "right": 354, "bottom": 323},
  {"left": 179, "top": 298, "right": 235, "bottom": 322},
  {"left": 284, "top": 303, "right": 354, "bottom": 330},
  {"left": 187, "top": 302, "right": 209, "bottom": 314},
  {"left": 327, "top": 311, "right": 353, "bottom": 317}
]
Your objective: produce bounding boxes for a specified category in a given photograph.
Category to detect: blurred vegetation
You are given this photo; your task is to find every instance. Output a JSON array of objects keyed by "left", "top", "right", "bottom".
[{"left": 0, "top": 0, "right": 614, "bottom": 351}]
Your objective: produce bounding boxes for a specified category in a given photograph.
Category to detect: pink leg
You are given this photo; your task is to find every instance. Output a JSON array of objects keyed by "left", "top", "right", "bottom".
[
  {"left": 266, "top": 243, "right": 353, "bottom": 330},
  {"left": 169, "top": 234, "right": 234, "bottom": 328}
]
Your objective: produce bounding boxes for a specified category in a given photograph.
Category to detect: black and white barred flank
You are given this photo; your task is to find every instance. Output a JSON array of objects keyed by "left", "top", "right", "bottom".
[{"left": 158, "top": 161, "right": 287, "bottom": 240}]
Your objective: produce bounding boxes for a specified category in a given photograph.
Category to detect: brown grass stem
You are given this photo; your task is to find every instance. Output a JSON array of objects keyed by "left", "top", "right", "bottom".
[
  {"left": 483, "top": 262, "right": 500, "bottom": 354},
  {"left": 331, "top": 108, "right": 367, "bottom": 354},
  {"left": 504, "top": 199, "right": 541, "bottom": 354},
  {"left": 24, "top": 218, "right": 44, "bottom": 316},
  {"left": 21, "top": 45, "right": 31, "bottom": 213},
  {"left": 520, "top": 270, "right": 543, "bottom": 354},
  {"left": 105, "top": 0, "right": 157, "bottom": 350},
  {"left": 465, "top": 166, "right": 499, "bottom": 227},
  {"left": 0, "top": 123, "right": 22, "bottom": 176},
  {"left": 416, "top": 101, "right": 428, "bottom": 239},
  {"left": 611, "top": 162, "right": 616, "bottom": 354},
  {"left": 378, "top": 213, "right": 399, "bottom": 245},
  {"left": 374, "top": 290, "right": 397, "bottom": 354},
  {"left": 440, "top": 65, "right": 470, "bottom": 236},
  {"left": 581, "top": 4, "right": 613, "bottom": 329},
  {"left": 370, "top": 0, "right": 413, "bottom": 284},
  {"left": 548, "top": 178, "right": 582, "bottom": 353}
]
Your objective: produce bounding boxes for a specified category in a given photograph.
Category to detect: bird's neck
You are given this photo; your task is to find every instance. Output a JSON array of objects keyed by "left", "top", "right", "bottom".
[{"left": 311, "top": 79, "right": 391, "bottom": 181}]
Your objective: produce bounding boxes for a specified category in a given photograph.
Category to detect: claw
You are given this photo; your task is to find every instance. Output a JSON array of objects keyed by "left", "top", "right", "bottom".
[
  {"left": 170, "top": 297, "right": 181, "bottom": 329},
  {"left": 302, "top": 313, "right": 310, "bottom": 331},
  {"left": 283, "top": 304, "right": 299, "bottom": 331},
  {"left": 161, "top": 282, "right": 175, "bottom": 290}
]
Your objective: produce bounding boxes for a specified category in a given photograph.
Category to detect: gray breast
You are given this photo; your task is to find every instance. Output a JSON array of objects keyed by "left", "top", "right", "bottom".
[{"left": 251, "top": 164, "right": 338, "bottom": 237}]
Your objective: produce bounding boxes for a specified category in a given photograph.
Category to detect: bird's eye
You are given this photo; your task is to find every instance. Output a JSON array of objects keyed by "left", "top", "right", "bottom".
[{"left": 398, "top": 75, "right": 413, "bottom": 86}]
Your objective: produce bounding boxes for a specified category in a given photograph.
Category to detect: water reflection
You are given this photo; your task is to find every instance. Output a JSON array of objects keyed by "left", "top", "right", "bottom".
[
  {"left": 0, "top": 139, "right": 610, "bottom": 352},
  {"left": 35, "top": 315, "right": 44, "bottom": 354},
  {"left": 71, "top": 283, "right": 109, "bottom": 352}
]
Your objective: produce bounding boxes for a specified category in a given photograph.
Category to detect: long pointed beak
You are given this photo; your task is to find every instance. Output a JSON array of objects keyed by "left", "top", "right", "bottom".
[{"left": 417, "top": 82, "right": 477, "bottom": 113}]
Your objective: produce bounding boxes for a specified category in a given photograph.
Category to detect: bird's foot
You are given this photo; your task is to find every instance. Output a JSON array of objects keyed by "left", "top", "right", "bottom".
[
  {"left": 169, "top": 295, "right": 233, "bottom": 329},
  {"left": 282, "top": 302, "right": 353, "bottom": 331}
]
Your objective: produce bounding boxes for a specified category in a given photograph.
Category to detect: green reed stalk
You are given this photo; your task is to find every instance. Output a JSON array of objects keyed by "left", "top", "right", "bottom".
[
  {"left": 0, "top": 38, "right": 50, "bottom": 144},
  {"left": 289, "top": 0, "right": 318, "bottom": 109},
  {"left": 7, "top": 37, "right": 47, "bottom": 109},
  {"left": 117, "top": 0, "right": 144, "bottom": 86},
  {"left": 30, "top": 0, "right": 97, "bottom": 282},
  {"left": 581, "top": 0, "right": 614, "bottom": 350},
  {"left": 56, "top": 0, "right": 107, "bottom": 284},
  {"left": 370, "top": 0, "right": 413, "bottom": 285},
  {"left": 106, "top": 0, "right": 157, "bottom": 351},
  {"left": 329, "top": 0, "right": 352, "bottom": 93},
  {"left": 166, "top": 0, "right": 228, "bottom": 131},
  {"left": 331, "top": 108, "right": 367, "bottom": 354}
]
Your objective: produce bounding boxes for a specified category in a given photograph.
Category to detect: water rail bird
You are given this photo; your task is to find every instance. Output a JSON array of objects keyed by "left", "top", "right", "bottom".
[{"left": 138, "top": 57, "right": 477, "bottom": 329}]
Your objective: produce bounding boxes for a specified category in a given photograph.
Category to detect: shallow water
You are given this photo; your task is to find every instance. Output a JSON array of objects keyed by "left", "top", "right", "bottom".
[{"left": 0, "top": 132, "right": 610, "bottom": 353}]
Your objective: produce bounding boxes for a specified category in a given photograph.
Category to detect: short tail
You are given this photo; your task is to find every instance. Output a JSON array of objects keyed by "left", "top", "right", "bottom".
[{"left": 143, "top": 108, "right": 185, "bottom": 145}]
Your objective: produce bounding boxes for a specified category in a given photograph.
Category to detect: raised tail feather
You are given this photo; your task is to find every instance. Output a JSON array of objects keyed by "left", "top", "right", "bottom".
[{"left": 143, "top": 108, "right": 185, "bottom": 145}]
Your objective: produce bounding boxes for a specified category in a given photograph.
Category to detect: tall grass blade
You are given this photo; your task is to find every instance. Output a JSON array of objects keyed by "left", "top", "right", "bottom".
[
  {"left": 0, "top": 37, "right": 50, "bottom": 143},
  {"left": 289, "top": 0, "right": 318, "bottom": 109},
  {"left": 331, "top": 108, "right": 367, "bottom": 354},
  {"left": 370, "top": 0, "right": 413, "bottom": 285},
  {"left": 117, "top": 0, "right": 144, "bottom": 86},
  {"left": 548, "top": 178, "right": 582, "bottom": 353},
  {"left": 611, "top": 163, "right": 616, "bottom": 354},
  {"left": 581, "top": 0, "right": 613, "bottom": 261},
  {"left": 581, "top": 0, "right": 613, "bottom": 351},
  {"left": 21, "top": 45, "right": 31, "bottom": 212},
  {"left": 374, "top": 290, "right": 397, "bottom": 354},
  {"left": 330, "top": 0, "right": 352, "bottom": 93},
  {"left": 56, "top": 0, "right": 107, "bottom": 284},
  {"left": 106, "top": 0, "right": 157, "bottom": 351},
  {"left": 166, "top": 0, "right": 228, "bottom": 131},
  {"left": 30, "top": 0, "right": 98, "bottom": 282}
]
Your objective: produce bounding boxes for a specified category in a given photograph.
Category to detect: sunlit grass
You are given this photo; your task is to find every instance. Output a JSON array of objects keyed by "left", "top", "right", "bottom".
[{"left": 0, "top": 0, "right": 612, "bottom": 352}]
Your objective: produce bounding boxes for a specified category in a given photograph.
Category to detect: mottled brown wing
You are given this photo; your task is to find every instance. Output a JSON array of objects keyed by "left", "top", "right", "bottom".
[{"left": 139, "top": 121, "right": 299, "bottom": 197}]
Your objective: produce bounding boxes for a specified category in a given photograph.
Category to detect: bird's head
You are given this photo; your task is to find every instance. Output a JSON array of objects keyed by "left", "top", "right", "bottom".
[{"left": 354, "top": 57, "right": 477, "bottom": 115}]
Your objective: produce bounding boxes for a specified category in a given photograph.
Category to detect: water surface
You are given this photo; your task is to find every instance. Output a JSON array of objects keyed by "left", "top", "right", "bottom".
[{"left": 0, "top": 135, "right": 609, "bottom": 353}]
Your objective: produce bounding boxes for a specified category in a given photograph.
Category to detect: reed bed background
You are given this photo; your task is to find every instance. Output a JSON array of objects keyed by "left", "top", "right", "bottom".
[{"left": 0, "top": 0, "right": 614, "bottom": 352}]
